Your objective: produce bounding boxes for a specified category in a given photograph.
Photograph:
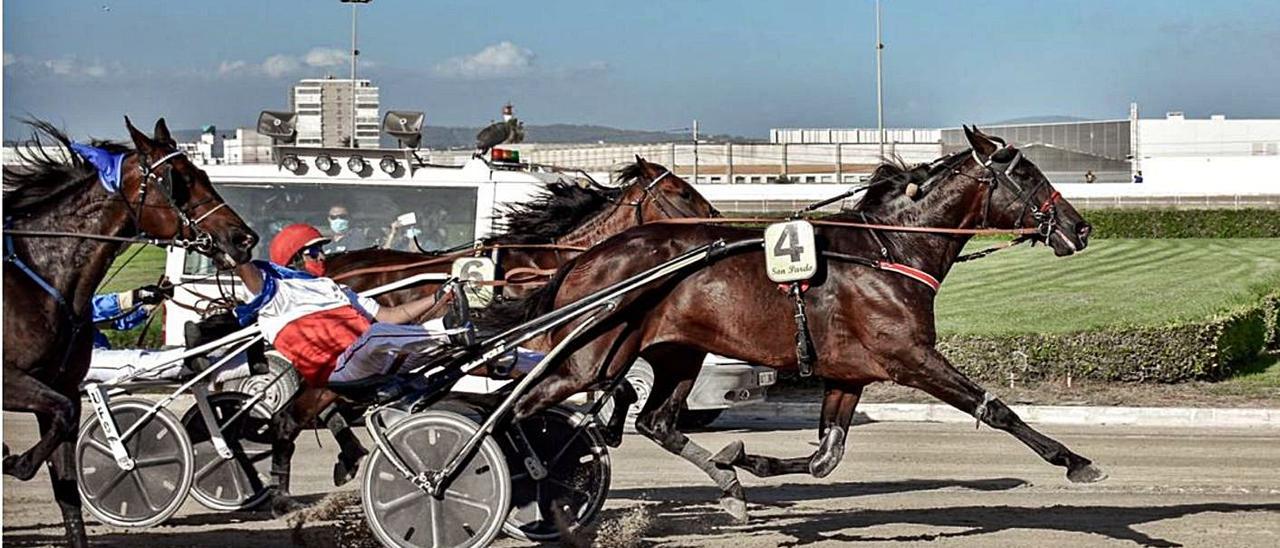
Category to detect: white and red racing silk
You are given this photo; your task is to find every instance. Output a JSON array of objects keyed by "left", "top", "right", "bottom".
[{"left": 235, "top": 261, "right": 381, "bottom": 387}]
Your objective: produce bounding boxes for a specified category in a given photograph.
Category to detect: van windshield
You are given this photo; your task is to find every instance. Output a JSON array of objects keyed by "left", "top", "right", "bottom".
[{"left": 184, "top": 182, "right": 478, "bottom": 275}]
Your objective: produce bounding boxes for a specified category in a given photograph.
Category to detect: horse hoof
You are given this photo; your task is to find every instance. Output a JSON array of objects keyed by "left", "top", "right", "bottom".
[
  {"left": 268, "top": 490, "right": 307, "bottom": 518},
  {"left": 710, "top": 440, "right": 745, "bottom": 466},
  {"left": 332, "top": 453, "right": 366, "bottom": 487},
  {"left": 718, "top": 495, "right": 749, "bottom": 524},
  {"left": 808, "top": 453, "right": 841, "bottom": 479},
  {"left": 1067, "top": 463, "right": 1107, "bottom": 483},
  {"left": 2, "top": 455, "right": 36, "bottom": 481}
]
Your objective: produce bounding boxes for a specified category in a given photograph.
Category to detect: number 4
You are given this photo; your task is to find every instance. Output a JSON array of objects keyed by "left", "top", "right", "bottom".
[{"left": 773, "top": 224, "right": 804, "bottom": 263}]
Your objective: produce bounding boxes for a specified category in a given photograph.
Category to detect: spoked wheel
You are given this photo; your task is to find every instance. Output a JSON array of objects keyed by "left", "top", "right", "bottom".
[
  {"left": 181, "top": 392, "right": 275, "bottom": 511},
  {"left": 218, "top": 353, "right": 300, "bottom": 414},
  {"left": 500, "top": 405, "right": 612, "bottom": 541},
  {"left": 361, "top": 410, "right": 511, "bottom": 548},
  {"left": 76, "top": 397, "right": 194, "bottom": 528}
]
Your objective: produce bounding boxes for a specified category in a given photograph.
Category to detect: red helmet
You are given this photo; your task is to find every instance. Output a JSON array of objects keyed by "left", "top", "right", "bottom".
[{"left": 269, "top": 223, "right": 330, "bottom": 266}]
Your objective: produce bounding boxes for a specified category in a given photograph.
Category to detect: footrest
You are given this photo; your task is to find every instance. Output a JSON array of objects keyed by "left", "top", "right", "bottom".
[{"left": 327, "top": 375, "right": 409, "bottom": 403}]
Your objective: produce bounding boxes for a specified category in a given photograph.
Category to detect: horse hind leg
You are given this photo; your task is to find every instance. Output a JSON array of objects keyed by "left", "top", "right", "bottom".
[
  {"left": 320, "top": 403, "right": 367, "bottom": 486},
  {"left": 713, "top": 381, "right": 863, "bottom": 479},
  {"left": 895, "top": 347, "right": 1105, "bottom": 483},
  {"left": 634, "top": 364, "right": 749, "bottom": 523},
  {"left": 1, "top": 368, "right": 79, "bottom": 481}
]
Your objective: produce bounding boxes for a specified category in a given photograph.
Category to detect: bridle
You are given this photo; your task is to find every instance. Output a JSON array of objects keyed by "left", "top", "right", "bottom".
[
  {"left": 621, "top": 169, "right": 713, "bottom": 224},
  {"left": 129, "top": 150, "right": 227, "bottom": 254},
  {"left": 967, "top": 143, "right": 1061, "bottom": 240}
]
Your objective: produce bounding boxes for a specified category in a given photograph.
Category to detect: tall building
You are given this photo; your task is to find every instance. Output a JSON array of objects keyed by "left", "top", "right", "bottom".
[
  {"left": 289, "top": 77, "right": 380, "bottom": 148},
  {"left": 224, "top": 127, "right": 274, "bottom": 164}
]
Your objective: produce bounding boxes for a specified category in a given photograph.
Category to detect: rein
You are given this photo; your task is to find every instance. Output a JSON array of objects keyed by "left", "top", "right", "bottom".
[
  {"left": 649, "top": 217, "right": 1040, "bottom": 237},
  {"left": 329, "top": 243, "right": 589, "bottom": 283}
]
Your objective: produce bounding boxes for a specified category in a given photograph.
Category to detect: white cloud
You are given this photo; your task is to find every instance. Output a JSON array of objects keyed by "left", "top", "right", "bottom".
[
  {"left": 261, "top": 54, "right": 302, "bottom": 78},
  {"left": 43, "top": 58, "right": 76, "bottom": 75},
  {"left": 218, "top": 60, "right": 249, "bottom": 75},
  {"left": 434, "top": 41, "right": 535, "bottom": 79},
  {"left": 3, "top": 53, "right": 15, "bottom": 66},
  {"left": 304, "top": 47, "right": 348, "bottom": 68}
]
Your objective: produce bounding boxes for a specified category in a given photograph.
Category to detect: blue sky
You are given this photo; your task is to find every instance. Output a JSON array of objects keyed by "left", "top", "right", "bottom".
[{"left": 4, "top": 0, "right": 1279, "bottom": 140}]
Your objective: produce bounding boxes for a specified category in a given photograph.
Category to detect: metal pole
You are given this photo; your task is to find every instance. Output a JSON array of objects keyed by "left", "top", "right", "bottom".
[
  {"left": 692, "top": 119, "right": 699, "bottom": 184},
  {"left": 876, "top": 0, "right": 885, "bottom": 159},
  {"left": 726, "top": 142, "right": 734, "bottom": 184},
  {"left": 350, "top": 2, "right": 358, "bottom": 148}
]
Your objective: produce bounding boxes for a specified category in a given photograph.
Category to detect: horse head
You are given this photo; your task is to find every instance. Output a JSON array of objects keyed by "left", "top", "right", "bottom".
[
  {"left": 123, "top": 117, "right": 258, "bottom": 265},
  {"left": 960, "top": 125, "right": 1091, "bottom": 256},
  {"left": 618, "top": 155, "right": 719, "bottom": 221}
]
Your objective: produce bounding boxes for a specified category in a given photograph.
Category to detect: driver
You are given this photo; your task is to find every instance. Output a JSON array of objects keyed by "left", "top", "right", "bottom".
[{"left": 233, "top": 223, "right": 470, "bottom": 387}]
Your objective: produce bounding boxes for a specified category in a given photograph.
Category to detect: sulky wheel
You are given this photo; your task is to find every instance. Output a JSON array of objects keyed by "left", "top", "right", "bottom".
[
  {"left": 500, "top": 405, "right": 612, "bottom": 541},
  {"left": 76, "top": 397, "right": 194, "bottom": 528},
  {"left": 217, "top": 352, "right": 301, "bottom": 414},
  {"left": 361, "top": 410, "right": 511, "bottom": 548},
  {"left": 182, "top": 391, "right": 275, "bottom": 511}
]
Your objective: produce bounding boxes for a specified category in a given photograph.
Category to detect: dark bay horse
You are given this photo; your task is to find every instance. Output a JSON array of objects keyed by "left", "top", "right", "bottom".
[
  {"left": 262, "top": 157, "right": 719, "bottom": 513},
  {"left": 2, "top": 118, "right": 257, "bottom": 546},
  {"left": 502, "top": 126, "right": 1101, "bottom": 522}
]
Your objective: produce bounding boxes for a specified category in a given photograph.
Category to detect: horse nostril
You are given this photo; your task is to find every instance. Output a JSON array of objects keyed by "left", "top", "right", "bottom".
[
  {"left": 234, "top": 232, "right": 258, "bottom": 250},
  {"left": 1076, "top": 222, "right": 1092, "bottom": 242}
]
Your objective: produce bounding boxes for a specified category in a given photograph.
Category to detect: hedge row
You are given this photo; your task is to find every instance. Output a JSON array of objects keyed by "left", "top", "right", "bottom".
[
  {"left": 936, "top": 291, "right": 1279, "bottom": 383},
  {"left": 1077, "top": 208, "right": 1280, "bottom": 239},
  {"left": 741, "top": 208, "right": 1280, "bottom": 239}
]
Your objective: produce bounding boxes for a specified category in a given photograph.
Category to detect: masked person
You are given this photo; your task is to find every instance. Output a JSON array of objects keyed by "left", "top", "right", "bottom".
[{"left": 323, "top": 203, "right": 369, "bottom": 254}]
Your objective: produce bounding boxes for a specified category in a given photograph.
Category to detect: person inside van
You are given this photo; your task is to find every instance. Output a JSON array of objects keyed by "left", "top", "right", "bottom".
[{"left": 323, "top": 203, "right": 369, "bottom": 254}]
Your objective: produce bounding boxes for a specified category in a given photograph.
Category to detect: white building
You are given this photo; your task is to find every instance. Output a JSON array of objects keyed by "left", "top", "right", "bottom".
[
  {"left": 223, "top": 127, "right": 274, "bottom": 165},
  {"left": 290, "top": 77, "right": 380, "bottom": 148},
  {"left": 176, "top": 129, "right": 220, "bottom": 165}
]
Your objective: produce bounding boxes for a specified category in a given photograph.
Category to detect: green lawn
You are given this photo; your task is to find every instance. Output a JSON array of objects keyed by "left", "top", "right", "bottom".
[
  {"left": 936, "top": 239, "right": 1280, "bottom": 335},
  {"left": 98, "top": 245, "right": 169, "bottom": 348}
]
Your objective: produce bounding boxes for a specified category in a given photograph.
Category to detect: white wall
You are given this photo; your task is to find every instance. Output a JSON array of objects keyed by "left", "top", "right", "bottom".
[
  {"left": 1139, "top": 118, "right": 1280, "bottom": 157},
  {"left": 1141, "top": 155, "right": 1280, "bottom": 191}
]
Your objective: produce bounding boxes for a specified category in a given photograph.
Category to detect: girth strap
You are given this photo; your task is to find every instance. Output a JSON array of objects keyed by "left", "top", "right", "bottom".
[{"left": 782, "top": 282, "right": 817, "bottom": 377}]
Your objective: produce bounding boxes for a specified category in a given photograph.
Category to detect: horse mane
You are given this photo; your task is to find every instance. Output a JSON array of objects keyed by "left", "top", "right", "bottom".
[
  {"left": 486, "top": 180, "right": 622, "bottom": 245},
  {"left": 3, "top": 119, "right": 131, "bottom": 218},
  {"left": 829, "top": 151, "right": 962, "bottom": 222}
]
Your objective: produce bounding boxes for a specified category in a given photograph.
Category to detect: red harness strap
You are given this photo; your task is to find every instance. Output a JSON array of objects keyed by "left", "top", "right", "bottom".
[
  {"left": 875, "top": 261, "right": 941, "bottom": 292},
  {"left": 1039, "top": 190, "right": 1062, "bottom": 214}
]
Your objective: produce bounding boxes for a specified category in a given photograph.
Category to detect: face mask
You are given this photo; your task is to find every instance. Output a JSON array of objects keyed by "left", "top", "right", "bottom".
[
  {"left": 303, "top": 258, "right": 326, "bottom": 276},
  {"left": 404, "top": 227, "right": 422, "bottom": 239},
  {"left": 329, "top": 218, "right": 350, "bottom": 233}
]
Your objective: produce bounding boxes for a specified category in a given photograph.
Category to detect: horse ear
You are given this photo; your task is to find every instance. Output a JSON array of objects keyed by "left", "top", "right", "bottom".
[
  {"left": 964, "top": 124, "right": 999, "bottom": 158},
  {"left": 634, "top": 154, "right": 646, "bottom": 166},
  {"left": 125, "top": 116, "right": 155, "bottom": 155},
  {"left": 153, "top": 118, "right": 176, "bottom": 148}
]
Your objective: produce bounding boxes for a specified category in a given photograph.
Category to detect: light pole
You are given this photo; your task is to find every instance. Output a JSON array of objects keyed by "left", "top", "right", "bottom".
[
  {"left": 341, "top": 0, "right": 371, "bottom": 148},
  {"left": 876, "top": 0, "right": 885, "bottom": 159}
]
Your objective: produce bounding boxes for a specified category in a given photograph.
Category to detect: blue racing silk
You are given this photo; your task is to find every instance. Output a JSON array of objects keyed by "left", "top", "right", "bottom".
[
  {"left": 69, "top": 142, "right": 126, "bottom": 194},
  {"left": 91, "top": 293, "right": 151, "bottom": 349}
]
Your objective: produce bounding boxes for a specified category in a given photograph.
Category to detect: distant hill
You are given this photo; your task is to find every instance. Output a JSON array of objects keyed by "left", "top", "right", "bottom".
[{"left": 990, "top": 115, "right": 1093, "bottom": 125}]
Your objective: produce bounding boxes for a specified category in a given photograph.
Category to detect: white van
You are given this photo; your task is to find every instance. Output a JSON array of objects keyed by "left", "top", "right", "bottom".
[{"left": 165, "top": 152, "right": 773, "bottom": 423}]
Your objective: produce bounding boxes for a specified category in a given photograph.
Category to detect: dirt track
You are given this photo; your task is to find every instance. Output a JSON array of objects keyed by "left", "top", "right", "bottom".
[{"left": 4, "top": 412, "right": 1279, "bottom": 547}]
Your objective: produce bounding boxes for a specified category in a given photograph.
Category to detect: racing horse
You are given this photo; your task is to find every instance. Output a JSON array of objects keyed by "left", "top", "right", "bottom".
[
  {"left": 262, "top": 157, "right": 718, "bottom": 513},
  {"left": 2, "top": 118, "right": 257, "bottom": 546},
  {"left": 502, "top": 126, "right": 1103, "bottom": 522}
]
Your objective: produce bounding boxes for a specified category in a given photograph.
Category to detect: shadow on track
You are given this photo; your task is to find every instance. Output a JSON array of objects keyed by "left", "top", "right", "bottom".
[{"left": 597, "top": 483, "right": 1280, "bottom": 548}]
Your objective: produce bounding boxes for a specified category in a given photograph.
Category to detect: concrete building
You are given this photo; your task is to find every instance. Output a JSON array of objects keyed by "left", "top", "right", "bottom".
[
  {"left": 223, "top": 127, "right": 274, "bottom": 165},
  {"left": 290, "top": 77, "right": 380, "bottom": 148},
  {"left": 176, "top": 127, "right": 221, "bottom": 165}
]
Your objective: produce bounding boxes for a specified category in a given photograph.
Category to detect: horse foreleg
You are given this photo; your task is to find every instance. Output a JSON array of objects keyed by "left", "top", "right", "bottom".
[
  {"left": 635, "top": 371, "right": 749, "bottom": 523},
  {"left": 713, "top": 381, "right": 863, "bottom": 479},
  {"left": 894, "top": 347, "right": 1105, "bottom": 483},
  {"left": 1, "top": 368, "right": 78, "bottom": 481},
  {"left": 41, "top": 408, "right": 89, "bottom": 548}
]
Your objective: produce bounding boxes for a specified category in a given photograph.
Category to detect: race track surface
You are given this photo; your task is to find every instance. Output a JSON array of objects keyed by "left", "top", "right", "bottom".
[{"left": 4, "top": 412, "right": 1278, "bottom": 547}]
